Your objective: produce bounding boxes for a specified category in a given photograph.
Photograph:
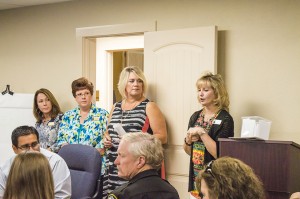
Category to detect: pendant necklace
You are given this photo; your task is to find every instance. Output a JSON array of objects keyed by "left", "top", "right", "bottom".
[
  {"left": 199, "top": 109, "right": 221, "bottom": 132},
  {"left": 120, "top": 99, "right": 139, "bottom": 124}
]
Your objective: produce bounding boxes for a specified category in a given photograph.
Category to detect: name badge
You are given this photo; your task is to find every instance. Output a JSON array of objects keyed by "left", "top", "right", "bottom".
[
  {"left": 48, "top": 122, "right": 55, "bottom": 127},
  {"left": 93, "top": 117, "right": 100, "bottom": 121},
  {"left": 213, "top": 119, "right": 222, "bottom": 125}
]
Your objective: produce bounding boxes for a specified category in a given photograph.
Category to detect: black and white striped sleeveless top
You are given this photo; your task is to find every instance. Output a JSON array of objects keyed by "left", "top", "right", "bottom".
[
  {"left": 107, "top": 98, "right": 152, "bottom": 145},
  {"left": 103, "top": 99, "right": 153, "bottom": 195}
]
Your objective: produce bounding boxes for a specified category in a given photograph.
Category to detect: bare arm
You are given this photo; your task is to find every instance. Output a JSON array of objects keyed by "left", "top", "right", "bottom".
[
  {"left": 103, "top": 104, "right": 115, "bottom": 149},
  {"left": 146, "top": 102, "right": 167, "bottom": 144},
  {"left": 183, "top": 132, "right": 193, "bottom": 155}
]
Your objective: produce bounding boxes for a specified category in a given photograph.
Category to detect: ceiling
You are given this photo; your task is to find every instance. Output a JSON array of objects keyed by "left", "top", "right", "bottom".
[{"left": 0, "top": 0, "right": 74, "bottom": 10}]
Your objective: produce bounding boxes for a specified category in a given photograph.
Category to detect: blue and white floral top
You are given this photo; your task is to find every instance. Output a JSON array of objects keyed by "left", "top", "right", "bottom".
[
  {"left": 57, "top": 104, "right": 108, "bottom": 148},
  {"left": 57, "top": 103, "right": 108, "bottom": 174},
  {"left": 35, "top": 113, "right": 63, "bottom": 153}
]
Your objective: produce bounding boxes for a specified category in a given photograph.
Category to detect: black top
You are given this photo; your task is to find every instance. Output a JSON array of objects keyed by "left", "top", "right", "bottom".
[
  {"left": 188, "top": 109, "right": 234, "bottom": 191},
  {"left": 108, "top": 169, "right": 179, "bottom": 199}
]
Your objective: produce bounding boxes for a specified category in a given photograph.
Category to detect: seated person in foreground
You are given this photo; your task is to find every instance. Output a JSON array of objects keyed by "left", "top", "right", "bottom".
[
  {"left": 107, "top": 133, "right": 179, "bottom": 199},
  {"left": 0, "top": 126, "right": 71, "bottom": 199},
  {"left": 3, "top": 152, "right": 54, "bottom": 199},
  {"left": 196, "top": 156, "right": 265, "bottom": 199},
  {"left": 291, "top": 192, "right": 300, "bottom": 199}
]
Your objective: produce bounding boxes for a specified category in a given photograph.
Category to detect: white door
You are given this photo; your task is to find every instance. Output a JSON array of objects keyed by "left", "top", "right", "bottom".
[{"left": 144, "top": 26, "right": 217, "bottom": 199}]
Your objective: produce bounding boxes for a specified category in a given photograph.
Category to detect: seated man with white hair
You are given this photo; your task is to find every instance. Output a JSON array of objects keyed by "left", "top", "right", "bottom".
[
  {"left": 108, "top": 133, "right": 179, "bottom": 199},
  {"left": 290, "top": 192, "right": 300, "bottom": 199}
]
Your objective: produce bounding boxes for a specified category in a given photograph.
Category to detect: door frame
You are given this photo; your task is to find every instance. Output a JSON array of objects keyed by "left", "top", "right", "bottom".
[{"left": 76, "top": 21, "right": 157, "bottom": 92}]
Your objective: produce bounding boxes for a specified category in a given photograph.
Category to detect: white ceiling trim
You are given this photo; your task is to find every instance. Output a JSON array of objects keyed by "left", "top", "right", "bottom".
[{"left": 0, "top": 0, "right": 74, "bottom": 10}]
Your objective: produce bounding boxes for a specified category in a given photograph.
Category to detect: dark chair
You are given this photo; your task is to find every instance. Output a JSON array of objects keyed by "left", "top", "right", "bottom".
[{"left": 58, "top": 144, "right": 102, "bottom": 199}]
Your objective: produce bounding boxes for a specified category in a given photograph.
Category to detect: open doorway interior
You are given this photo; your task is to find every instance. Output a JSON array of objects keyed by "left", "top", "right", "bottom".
[
  {"left": 96, "top": 35, "right": 144, "bottom": 110},
  {"left": 113, "top": 50, "right": 144, "bottom": 103}
]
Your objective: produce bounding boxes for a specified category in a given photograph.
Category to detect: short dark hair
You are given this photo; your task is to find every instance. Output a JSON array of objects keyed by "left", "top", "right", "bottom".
[
  {"left": 11, "top": 126, "right": 39, "bottom": 147},
  {"left": 71, "top": 77, "right": 94, "bottom": 97}
]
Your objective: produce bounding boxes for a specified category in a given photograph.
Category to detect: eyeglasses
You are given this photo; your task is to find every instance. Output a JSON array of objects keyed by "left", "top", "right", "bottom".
[
  {"left": 76, "top": 92, "right": 91, "bottom": 98},
  {"left": 205, "top": 160, "right": 216, "bottom": 177},
  {"left": 198, "top": 161, "right": 217, "bottom": 198},
  {"left": 18, "top": 141, "right": 40, "bottom": 151}
]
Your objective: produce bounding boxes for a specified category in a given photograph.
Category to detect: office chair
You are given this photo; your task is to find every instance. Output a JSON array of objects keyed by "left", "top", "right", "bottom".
[{"left": 58, "top": 144, "right": 102, "bottom": 199}]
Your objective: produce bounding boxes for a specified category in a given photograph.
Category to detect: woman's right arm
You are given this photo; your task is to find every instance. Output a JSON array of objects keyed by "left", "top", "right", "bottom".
[
  {"left": 183, "top": 132, "right": 193, "bottom": 155},
  {"left": 103, "top": 104, "right": 115, "bottom": 149},
  {"left": 183, "top": 112, "right": 199, "bottom": 155}
]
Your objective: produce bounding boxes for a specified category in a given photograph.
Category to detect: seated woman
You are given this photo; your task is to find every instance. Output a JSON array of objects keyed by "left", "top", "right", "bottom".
[
  {"left": 3, "top": 152, "right": 54, "bottom": 199},
  {"left": 196, "top": 156, "right": 266, "bottom": 199},
  {"left": 33, "top": 88, "right": 63, "bottom": 153}
]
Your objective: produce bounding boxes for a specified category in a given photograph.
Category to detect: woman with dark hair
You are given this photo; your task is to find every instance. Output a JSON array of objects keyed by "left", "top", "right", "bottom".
[
  {"left": 3, "top": 152, "right": 54, "bottom": 199},
  {"left": 33, "top": 88, "right": 63, "bottom": 153},
  {"left": 56, "top": 77, "right": 108, "bottom": 172}
]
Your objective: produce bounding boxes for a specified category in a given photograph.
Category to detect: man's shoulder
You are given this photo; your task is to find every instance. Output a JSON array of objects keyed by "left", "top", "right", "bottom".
[
  {"left": 0, "top": 156, "right": 15, "bottom": 177},
  {"left": 40, "top": 148, "right": 65, "bottom": 166},
  {"left": 126, "top": 174, "right": 179, "bottom": 198}
]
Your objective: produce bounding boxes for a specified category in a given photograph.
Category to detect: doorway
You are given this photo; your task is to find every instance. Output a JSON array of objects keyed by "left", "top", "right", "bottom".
[
  {"left": 112, "top": 50, "right": 144, "bottom": 103},
  {"left": 95, "top": 35, "right": 144, "bottom": 110}
]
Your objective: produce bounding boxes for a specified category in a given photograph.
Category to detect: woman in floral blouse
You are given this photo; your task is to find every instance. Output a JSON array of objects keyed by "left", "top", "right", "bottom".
[
  {"left": 33, "top": 88, "right": 63, "bottom": 153},
  {"left": 56, "top": 77, "right": 108, "bottom": 172},
  {"left": 183, "top": 72, "right": 234, "bottom": 199}
]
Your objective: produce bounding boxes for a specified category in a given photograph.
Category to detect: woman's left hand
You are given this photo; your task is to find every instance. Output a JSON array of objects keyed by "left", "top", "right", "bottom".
[
  {"left": 188, "top": 127, "right": 206, "bottom": 141},
  {"left": 104, "top": 133, "right": 112, "bottom": 148}
]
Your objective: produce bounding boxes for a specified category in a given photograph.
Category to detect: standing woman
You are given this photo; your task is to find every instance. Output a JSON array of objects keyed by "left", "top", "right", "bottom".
[
  {"left": 183, "top": 72, "right": 234, "bottom": 199},
  {"left": 103, "top": 66, "right": 167, "bottom": 198},
  {"left": 33, "top": 88, "right": 63, "bottom": 153},
  {"left": 3, "top": 152, "right": 54, "bottom": 199},
  {"left": 56, "top": 77, "right": 109, "bottom": 154}
]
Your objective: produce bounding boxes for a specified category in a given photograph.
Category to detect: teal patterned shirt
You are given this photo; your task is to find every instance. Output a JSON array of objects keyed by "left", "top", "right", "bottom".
[{"left": 57, "top": 103, "right": 108, "bottom": 173}]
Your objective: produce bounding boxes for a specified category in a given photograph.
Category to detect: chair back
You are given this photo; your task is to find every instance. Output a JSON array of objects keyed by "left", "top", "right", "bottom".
[{"left": 58, "top": 144, "right": 102, "bottom": 199}]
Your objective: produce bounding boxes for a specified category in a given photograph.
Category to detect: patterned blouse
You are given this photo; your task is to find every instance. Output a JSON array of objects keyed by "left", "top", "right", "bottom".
[
  {"left": 35, "top": 113, "right": 63, "bottom": 153},
  {"left": 187, "top": 109, "right": 234, "bottom": 194},
  {"left": 56, "top": 104, "right": 108, "bottom": 173}
]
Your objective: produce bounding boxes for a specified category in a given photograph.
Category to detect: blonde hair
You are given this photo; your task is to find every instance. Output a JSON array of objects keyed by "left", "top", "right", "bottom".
[
  {"left": 118, "top": 66, "right": 147, "bottom": 99},
  {"left": 196, "top": 72, "right": 230, "bottom": 112},
  {"left": 196, "top": 156, "right": 265, "bottom": 199},
  {"left": 3, "top": 152, "right": 54, "bottom": 199}
]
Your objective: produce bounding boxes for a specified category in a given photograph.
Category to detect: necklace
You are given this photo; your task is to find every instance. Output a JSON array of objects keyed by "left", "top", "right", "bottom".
[
  {"left": 120, "top": 100, "right": 139, "bottom": 124},
  {"left": 121, "top": 110, "right": 130, "bottom": 124},
  {"left": 42, "top": 116, "right": 51, "bottom": 124},
  {"left": 196, "top": 109, "right": 221, "bottom": 132}
]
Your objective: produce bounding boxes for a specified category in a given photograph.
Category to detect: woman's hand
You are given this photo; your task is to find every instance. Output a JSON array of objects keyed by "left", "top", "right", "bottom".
[
  {"left": 188, "top": 127, "right": 206, "bottom": 142},
  {"left": 104, "top": 132, "right": 112, "bottom": 149},
  {"left": 185, "top": 132, "right": 193, "bottom": 145}
]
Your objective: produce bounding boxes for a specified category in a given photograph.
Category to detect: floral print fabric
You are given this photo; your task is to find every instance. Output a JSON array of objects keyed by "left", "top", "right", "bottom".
[
  {"left": 57, "top": 103, "right": 108, "bottom": 174},
  {"left": 35, "top": 113, "right": 63, "bottom": 153}
]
